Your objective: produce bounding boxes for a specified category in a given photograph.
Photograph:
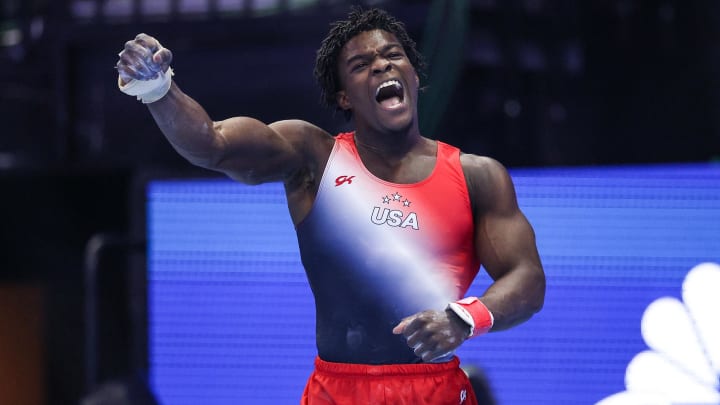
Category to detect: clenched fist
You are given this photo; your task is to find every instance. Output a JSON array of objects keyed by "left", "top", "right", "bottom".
[
  {"left": 116, "top": 33, "right": 172, "bottom": 84},
  {"left": 392, "top": 308, "right": 471, "bottom": 363},
  {"left": 116, "top": 33, "right": 174, "bottom": 103}
]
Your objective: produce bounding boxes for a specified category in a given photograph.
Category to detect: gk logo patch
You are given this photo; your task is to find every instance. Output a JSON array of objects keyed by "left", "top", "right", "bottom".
[{"left": 335, "top": 175, "right": 355, "bottom": 186}]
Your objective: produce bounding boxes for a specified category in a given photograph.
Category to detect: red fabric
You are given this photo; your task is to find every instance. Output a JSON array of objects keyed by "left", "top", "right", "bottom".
[
  {"left": 301, "top": 356, "right": 478, "bottom": 405},
  {"left": 330, "top": 132, "right": 481, "bottom": 299}
]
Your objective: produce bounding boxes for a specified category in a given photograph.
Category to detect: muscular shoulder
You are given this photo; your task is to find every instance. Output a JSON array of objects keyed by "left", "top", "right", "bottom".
[
  {"left": 268, "top": 119, "right": 335, "bottom": 200},
  {"left": 459, "top": 153, "right": 519, "bottom": 215},
  {"left": 269, "top": 119, "right": 335, "bottom": 161}
]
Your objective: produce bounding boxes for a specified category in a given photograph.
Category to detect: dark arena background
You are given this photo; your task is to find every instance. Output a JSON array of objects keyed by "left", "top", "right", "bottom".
[{"left": 1, "top": 1, "right": 719, "bottom": 404}]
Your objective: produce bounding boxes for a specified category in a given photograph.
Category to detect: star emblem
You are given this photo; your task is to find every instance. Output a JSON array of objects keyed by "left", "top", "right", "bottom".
[
  {"left": 382, "top": 195, "right": 391, "bottom": 204},
  {"left": 403, "top": 199, "right": 411, "bottom": 207},
  {"left": 392, "top": 192, "right": 402, "bottom": 201}
]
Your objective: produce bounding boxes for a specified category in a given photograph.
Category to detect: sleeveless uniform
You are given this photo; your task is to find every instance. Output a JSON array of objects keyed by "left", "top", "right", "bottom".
[{"left": 297, "top": 132, "right": 480, "bottom": 404}]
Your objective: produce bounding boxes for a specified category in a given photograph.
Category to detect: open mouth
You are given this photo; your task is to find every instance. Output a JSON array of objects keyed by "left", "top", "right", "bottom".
[{"left": 375, "top": 80, "right": 404, "bottom": 108}]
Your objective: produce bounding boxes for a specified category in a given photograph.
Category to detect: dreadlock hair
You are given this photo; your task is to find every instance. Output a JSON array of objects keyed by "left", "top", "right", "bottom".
[{"left": 314, "top": 7, "right": 427, "bottom": 120}]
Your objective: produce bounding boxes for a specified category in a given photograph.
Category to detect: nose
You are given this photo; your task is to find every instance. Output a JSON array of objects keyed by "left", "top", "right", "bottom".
[{"left": 372, "top": 58, "right": 392, "bottom": 75}]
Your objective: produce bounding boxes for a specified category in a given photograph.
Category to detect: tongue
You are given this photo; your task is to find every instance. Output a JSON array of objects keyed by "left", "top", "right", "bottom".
[{"left": 380, "top": 96, "right": 402, "bottom": 108}]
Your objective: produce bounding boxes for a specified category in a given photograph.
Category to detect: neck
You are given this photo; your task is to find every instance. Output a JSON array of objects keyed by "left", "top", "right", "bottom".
[
  {"left": 353, "top": 126, "right": 423, "bottom": 160},
  {"left": 351, "top": 128, "right": 437, "bottom": 184}
]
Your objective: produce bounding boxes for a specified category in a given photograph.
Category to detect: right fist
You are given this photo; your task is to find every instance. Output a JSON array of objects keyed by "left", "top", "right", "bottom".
[{"left": 116, "top": 33, "right": 173, "bottom": 85}]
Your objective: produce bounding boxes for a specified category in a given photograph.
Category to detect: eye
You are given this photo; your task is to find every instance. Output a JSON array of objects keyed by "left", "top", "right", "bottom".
[
  {"left": 388, "top": 52, "right": 404, "bottom": 59},
  {"left": 352, "top": 62, "right": 368, "bottom": 72}
]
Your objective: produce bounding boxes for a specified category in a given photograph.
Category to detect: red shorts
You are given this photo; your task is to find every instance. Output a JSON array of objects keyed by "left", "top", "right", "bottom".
[{"left": 301, "top": 356, "right": 478, "bottom": 405}]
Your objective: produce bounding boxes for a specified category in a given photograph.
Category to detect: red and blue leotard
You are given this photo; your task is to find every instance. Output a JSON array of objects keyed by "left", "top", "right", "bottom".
[{"left": 296, "top": 132, "right": 480, "bottom": 364}]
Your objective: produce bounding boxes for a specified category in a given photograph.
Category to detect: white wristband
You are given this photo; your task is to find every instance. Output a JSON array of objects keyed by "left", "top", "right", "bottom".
[{"left": 118, "top": 67, "right": 174, "bottom": 104}]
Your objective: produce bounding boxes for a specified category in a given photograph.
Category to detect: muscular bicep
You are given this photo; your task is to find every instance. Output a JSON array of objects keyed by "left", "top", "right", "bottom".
[
  {"left": 211, "top": 118, "right": 325, "bottom": 184},
  {"left": 474, "top": 166, "right": 539, "bottom": 279},
  {"left": 146, "top": 84, "right": 329, "bottom": 185},
  {"left": 478, "top": 211, "right": 539, "bottom": 279}
]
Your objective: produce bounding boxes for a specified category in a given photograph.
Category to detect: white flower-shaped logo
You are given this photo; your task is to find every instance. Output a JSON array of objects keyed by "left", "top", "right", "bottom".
[{"left": 597, "top": 262, "right": 720, "bottom": 405}]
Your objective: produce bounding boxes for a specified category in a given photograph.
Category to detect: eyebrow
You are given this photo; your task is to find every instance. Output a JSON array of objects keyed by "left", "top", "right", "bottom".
[{"left": 345, "top": 42, "right": 403, "bottom": 67}]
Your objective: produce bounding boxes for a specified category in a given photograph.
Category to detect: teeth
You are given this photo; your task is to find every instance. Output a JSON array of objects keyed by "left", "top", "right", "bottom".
[{"left": 375, "top": 80, "right": 401, "bottom": 97}]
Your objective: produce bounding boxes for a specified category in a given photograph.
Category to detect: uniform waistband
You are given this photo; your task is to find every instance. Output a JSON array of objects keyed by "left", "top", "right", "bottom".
[{"left": 313, "top": 356, "right": 460, "bottom": 377}]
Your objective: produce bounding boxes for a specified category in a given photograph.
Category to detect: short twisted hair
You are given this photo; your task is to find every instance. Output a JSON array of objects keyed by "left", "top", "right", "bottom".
[{"left": 314, "top": 7, "right": 427, "bottom": 117}]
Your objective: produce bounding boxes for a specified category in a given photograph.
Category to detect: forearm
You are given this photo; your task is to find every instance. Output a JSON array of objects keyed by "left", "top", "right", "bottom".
[
  {"left": 147, "top": 82, "right": 224, "bottom": 169},
  {"left": 479, "top": 264, "right": 545, "bottom": 331}
]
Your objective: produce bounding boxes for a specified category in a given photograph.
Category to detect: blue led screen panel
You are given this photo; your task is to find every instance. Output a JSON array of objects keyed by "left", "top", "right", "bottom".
[{"left": 147, "top": 163, "right": 720, "bottom": 404}]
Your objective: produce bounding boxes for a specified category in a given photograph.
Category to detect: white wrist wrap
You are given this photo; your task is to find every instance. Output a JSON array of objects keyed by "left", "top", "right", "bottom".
[
  {"left": 447, "top": 297, "right": 494, "bottom": 338},
  {"left": 118, "top": 67, "right": 174, "bottom": 104}
]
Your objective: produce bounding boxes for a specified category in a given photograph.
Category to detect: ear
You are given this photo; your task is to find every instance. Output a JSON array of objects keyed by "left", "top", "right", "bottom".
[
  {"left": 415, "top": 74, "right": 419, "bottom": 86},
  {"left": 336, "top": 90, "right": 352, "bottom": 111}
]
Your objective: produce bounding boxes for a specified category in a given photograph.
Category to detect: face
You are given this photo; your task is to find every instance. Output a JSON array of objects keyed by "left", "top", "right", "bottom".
[{"left": 336, "top": 30, "right": 420, "bottom": 134}]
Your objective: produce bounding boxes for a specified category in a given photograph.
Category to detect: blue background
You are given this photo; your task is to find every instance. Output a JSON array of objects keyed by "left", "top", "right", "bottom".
[{"left": 146, "top": 163, "right": 720, "bottom": 404}]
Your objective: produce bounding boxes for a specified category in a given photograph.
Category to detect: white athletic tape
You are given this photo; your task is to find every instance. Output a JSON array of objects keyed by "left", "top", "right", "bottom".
[{"left": 118, "top": 67, "right": 174, "bottom": 104}]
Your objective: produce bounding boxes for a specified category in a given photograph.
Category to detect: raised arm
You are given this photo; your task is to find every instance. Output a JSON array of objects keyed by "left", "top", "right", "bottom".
[
  {"left": 116, "top": 33, "right": 330, "bottom": 185},
  {"left": 464, "top": 155, "right": 546, "bottom": 331}
]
